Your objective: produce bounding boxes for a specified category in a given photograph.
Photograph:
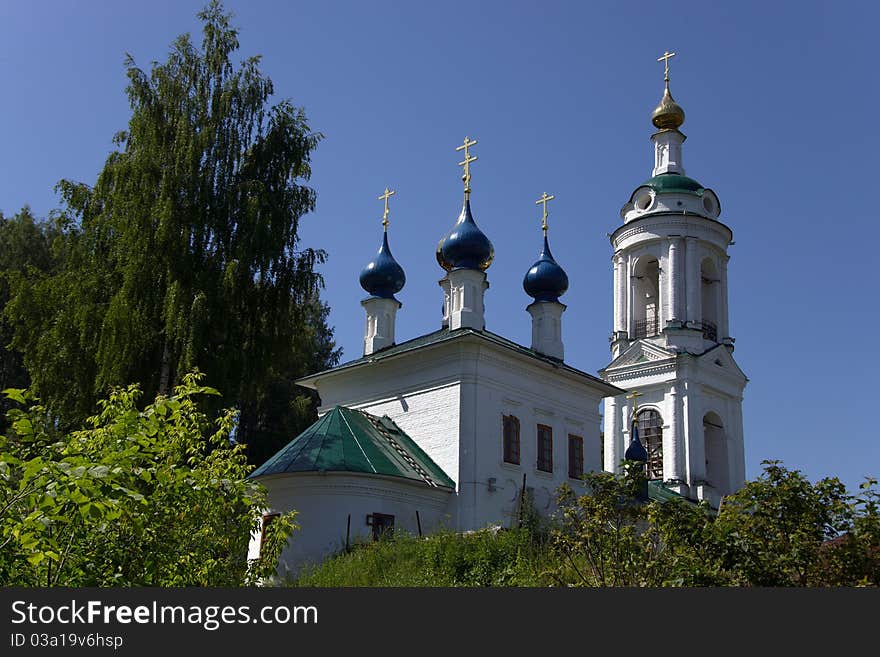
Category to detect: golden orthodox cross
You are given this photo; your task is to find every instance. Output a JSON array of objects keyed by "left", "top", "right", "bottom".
[
  {"left": 657, "top": 50, "right": 676, "bottom": 84},
  {"left": 626, "top": 390, "right": 643, "bottom": 415},
  {"left": 378, "top": 187, "right": 396, "bottom": 231},
  {"left": 456, "top": 136, "right": 478, "bottom": 198},
  {"left": 535, "top": 192, "right": 555, "bottom": 235}
]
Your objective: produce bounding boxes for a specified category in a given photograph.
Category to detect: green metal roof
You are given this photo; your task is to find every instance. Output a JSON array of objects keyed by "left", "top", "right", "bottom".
[
  {"left": 642, "top": 173, "right": 705, "bottom": 196},
  {"left": 249, "top": 406, "right": 455, "bottom": 489},
  {"left": 648, "top": 480, "right": 687, "bottom": 503},
  {"left": 647, "top": 481, "right": 718, "bottom": 513}
]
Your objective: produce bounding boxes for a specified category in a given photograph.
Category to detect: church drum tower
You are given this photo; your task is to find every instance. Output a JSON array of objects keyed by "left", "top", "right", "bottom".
[{"left": 599, "top": 53, "right": 748, "bottom": 509}]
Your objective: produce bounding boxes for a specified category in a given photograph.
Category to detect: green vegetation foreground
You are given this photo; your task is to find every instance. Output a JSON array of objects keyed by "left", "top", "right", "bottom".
[
  {"left": 0, "top": 376, "right": 296, "bottom": 586},
  {"left": 298, "top": 463, "right": 880, "bottom": 587},
  {"left": 2, "top": 378, "right": 877, "bottom": 586}
]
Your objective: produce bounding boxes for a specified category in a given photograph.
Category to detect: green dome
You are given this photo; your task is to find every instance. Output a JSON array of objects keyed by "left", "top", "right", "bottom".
[{"left": 643, "top": 173, "right": 704, "bottom": 196}]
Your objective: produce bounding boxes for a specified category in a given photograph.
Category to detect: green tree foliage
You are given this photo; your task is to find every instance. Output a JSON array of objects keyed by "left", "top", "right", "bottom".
[
  {"left": 710, "top": 460, "right": 867, "bottom": 586},
  {"left": 0, "top": 208, "right": 61, "bottom": 434},
  {"left": 552, "top": 463, "right": 686, "bottom": 586},
  {"left": 0, "top": 373, "right": 296, "bottom": 586},
  {"left": 819, "top": 478, "right": 880, "bottom": 586},
  {"left": 3, "top": 1, "right": 340, "bottom": 461},
  {"left": 552, "top": 460, "right": 879, "bottom": 587}
]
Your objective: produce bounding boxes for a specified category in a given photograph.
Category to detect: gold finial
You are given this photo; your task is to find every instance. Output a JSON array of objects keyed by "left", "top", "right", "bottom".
[
  {"left": 535, "top": 192, "right": 555, "bottom": 235},
  {"left": 626, "top": 390, "right": 643, "bottom": 416},
  {"left": 652, "top": 51, "right": 685, "bottom": 130},
  {"left": 378, "top": 187, "right": 396, "bottom": 231},
  {"left": 456, "top": 136, "right": 478, "bottom": 199},
  {"left": 657, "top": 50, "right": 676, "bottom": 87}
]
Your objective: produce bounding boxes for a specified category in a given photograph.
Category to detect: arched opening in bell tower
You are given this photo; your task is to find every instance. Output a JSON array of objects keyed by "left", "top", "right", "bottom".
[
  {"left": 637, "top": 408, "right": 663, "bottom": 480},
  {"left": 632, "top": 257, "right": 660, "bottom": 338},
  {"left": 700, "top": 258, "right": 719, "bottom": 342},
  {"left": 703, "top": 411, "right": 729, "bottom": 494}
]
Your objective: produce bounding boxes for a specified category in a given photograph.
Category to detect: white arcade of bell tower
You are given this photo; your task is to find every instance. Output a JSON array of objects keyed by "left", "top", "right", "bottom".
[{"left": 599, "top": 53, "right": 748, "bottom": 509}]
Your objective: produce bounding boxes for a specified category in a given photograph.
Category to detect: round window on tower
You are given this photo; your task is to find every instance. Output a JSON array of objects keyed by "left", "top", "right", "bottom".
[
  {"left": 634, "top": 189, "right": 655, "bottom": 213},
  {"left": 702, "top": 190, "right": 720, "bottom": 217}
]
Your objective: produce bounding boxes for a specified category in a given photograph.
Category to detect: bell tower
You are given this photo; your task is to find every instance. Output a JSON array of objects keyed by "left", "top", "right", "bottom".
[{"left": 599, "top": 53, "right": 748, "bottom": 509}]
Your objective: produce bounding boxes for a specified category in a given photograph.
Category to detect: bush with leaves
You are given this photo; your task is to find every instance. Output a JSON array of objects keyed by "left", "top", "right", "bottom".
[
  {"left": 0, "top": 373, "right": 296, "bottom": 586},
  {"left": 551, "top": 463, "right": 676, "bottom": 586},
  {"left": 552, "top": 459, "right": 878, "bottom": 587},
  {"left": 709, "top": 461, "right": 880, "bottom": 587}
]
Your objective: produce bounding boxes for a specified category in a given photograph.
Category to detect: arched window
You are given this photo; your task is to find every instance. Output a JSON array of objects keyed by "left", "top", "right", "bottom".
[
  {"left": 637, "top": 409, "right": 663, "bottom": 480},
  {"left": 703, "top": 412, "right": 729, "bottom": 493},
  {"left": 632, "top": 257, "right": 660, "bottom": 338},
  {"left": 502, "top": 415, "right": 520, "bottom": 465},
  {"left": 700, "top": 258, "right": 719, "bottom": 341}
]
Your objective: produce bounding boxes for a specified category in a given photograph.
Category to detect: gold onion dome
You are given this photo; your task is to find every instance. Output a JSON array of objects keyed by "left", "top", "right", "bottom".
[{"left": 651, "top": 85, "right": 685, "bottom": 130}]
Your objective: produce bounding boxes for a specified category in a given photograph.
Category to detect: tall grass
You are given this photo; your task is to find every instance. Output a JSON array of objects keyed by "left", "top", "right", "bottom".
[{"left": 293, "top": 527, "right": 560, "bottom": 587}]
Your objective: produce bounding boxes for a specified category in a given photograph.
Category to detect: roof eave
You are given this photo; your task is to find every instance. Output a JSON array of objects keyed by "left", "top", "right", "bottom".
[{"left": 297, "top": 328, "right": 624, "bottom": 397}]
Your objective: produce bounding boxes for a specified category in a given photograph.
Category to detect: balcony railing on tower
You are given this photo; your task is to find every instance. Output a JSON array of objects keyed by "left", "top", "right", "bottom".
[
  {"left": 633, "top": 317, "right": 660, "bottom": 339},
  {"left": 700, "top": 320, "right": 717, "bottom": 342}
]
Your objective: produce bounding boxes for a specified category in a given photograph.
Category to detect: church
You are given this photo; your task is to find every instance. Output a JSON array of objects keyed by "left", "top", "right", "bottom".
[{"left": 248, "top": 53, "right": 748, "bottom": 575}]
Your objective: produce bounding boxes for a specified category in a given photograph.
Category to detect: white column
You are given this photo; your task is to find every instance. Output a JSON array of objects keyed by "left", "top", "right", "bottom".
[
  {"left": 667, "top": 382, "right": 684, "bottom": 482},
  {"left": 667, "top": 238, "right": 682, "bottom": 324},
  {"left": 527, "top": 301, "right": 566, "bottom": 360},
  {"left": 652, "top": 129, "right": 686, "bottom": 176},
  {"left": 626, "top": 255, "right": 634, "bottom": 337},
  {"left": 361, "top": 296, "right": 401, "bottom": 356},
  {"left": 439, "top": 275, "right": 451, "bottom": 328},
  {"left": 603, "top": 396, "right": 621, "bottom": 473},
  {"left": 683, "top": 380, "right": 706, "bottom": 488},
  {"left": 447, "top": 268, "right": 488, "bottom": 330},
  {"left": 685, "top": 237, "right": 699, "bottom": 326},
  {"left": 729, "top": 400, "right": 746, "bottom": 492},
  {"left": 719, "top": 254, "right": 730, "bottom": 339},
  {"left": 613, "top": 254, "right": 626, "bottom": 333},
  {"left": 658, "top": 256, "right": 666, "bottom": 329}
]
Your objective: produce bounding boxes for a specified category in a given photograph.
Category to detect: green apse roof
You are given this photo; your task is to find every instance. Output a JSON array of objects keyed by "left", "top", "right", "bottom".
[
  {"left": 642, "top": 173, "right": 705, "bottom": 196},
  {"left": 249, "top": 406, "right": 455, "bottom": 489},
  {"left": 648, "top": 480, "right": 687, "bottom": 503}
]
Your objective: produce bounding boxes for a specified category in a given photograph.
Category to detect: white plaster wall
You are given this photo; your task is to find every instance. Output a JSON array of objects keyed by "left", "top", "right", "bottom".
[
  {"left": 254, "top": 472, "right": 452, "bottom": 577},
  {"left": 461, "top": 344, "right": 603, "bottom": 531}
]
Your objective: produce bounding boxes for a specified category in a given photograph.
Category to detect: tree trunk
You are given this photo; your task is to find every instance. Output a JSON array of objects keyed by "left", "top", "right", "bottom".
[{"left": 159, "top": 340, "right": 172, "bottom": 395}]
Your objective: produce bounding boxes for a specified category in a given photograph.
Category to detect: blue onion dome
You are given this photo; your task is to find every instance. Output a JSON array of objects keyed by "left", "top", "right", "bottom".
[
  {"left": 436, "top": 198, "right": 494, "bottom": 272},
  {"left": 523, "top": 235, "right": 569, "bottom": 302},
  {"left": 625, "top": 422, "right": 648, "bottom": 462},
  {"left": 359, "top": 232, "right": 405, "bottom": 299}
]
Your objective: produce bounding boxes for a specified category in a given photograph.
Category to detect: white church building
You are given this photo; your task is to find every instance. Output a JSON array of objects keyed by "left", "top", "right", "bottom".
[{"left": 249, "top": 59, "right": 748, "bottom": 574}]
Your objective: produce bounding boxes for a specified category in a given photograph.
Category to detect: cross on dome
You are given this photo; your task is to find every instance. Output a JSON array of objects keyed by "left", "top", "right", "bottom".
[
  {"left": 657, "top": 50, "right": 676, "bottom": 85},
  {"left": 456, "top": 136, "right": 478, "bottom": 198},
  {"left": 626, "top": 390, "right": 643, "bottom": 414},
  {"left": 378, "top": 187, "right": 396, "bottom": 231},
  {"left": 535, "top": 192, "right": 555, "bottom": 235}
]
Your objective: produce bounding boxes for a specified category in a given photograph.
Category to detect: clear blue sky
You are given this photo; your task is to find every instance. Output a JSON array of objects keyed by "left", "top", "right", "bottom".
[{"left": 2, "top": 1, "right": 877, "bottom": 494}]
